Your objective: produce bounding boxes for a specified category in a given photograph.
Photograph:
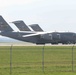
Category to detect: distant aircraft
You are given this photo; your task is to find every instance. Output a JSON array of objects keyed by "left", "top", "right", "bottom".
[
  {"left": 12, "top": 20, "right": 76, "bottom": 44},
  {"left": 0, "top": 15, "right": 76, "bottom": 44},
  {"left": 12, "top": 20, "right": 43, "bottom": 32},
  {"left": 0, "top": 16, "right": 53, "bottom": 44}
]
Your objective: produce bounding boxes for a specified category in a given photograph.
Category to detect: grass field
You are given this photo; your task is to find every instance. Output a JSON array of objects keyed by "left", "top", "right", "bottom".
[{"left": 0, "top": 46, "right": 76, "bottom": 75}]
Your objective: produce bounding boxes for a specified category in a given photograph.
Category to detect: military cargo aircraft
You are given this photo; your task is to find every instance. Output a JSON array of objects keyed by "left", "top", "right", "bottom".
[
  {"left": 0, "top": 15, "right": 76, "bottom": 44},
  {"left": 12, "top": 20, "right": 76, "bottom": 44},
  {"left": 0, "top": 15, "right": 55, "bottom": 44}
]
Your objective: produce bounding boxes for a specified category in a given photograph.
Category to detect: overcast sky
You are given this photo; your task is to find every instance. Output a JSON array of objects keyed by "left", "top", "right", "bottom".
[{"left": 0, "top": 0, "right": 76, "bottom": 32}]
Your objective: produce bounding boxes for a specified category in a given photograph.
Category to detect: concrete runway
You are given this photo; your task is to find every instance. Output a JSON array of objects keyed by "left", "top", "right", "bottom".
[
  {"left": 0, "top": 42, "right": 76, "bottom": 46},
  {"left": 0, "top": 42, "right": 36, "bottom": 46}
]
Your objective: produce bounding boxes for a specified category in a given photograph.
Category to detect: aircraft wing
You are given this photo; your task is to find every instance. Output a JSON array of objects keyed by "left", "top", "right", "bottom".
[{"left": 22, "top": 32, "right": 51, "bottom": 37}]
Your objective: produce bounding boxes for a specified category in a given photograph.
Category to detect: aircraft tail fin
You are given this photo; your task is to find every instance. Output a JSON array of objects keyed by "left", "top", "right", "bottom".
[
  {"left": 12, "top": 21, "right": 31, "bottom": 31},
  {"left": 29, "top": 24, "right": 43, "bottom": 32},
  {"left": 0, "top": 16, "right": 13, "bottom": 31}
]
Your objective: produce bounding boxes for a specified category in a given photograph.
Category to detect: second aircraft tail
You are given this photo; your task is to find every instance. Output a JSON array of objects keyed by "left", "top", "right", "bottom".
[
  {"left": 12, "top": 21, "right": 31, "bottom": 31},
  {"left": 29, "top": 24, "right": 44, "bottom": 32}
]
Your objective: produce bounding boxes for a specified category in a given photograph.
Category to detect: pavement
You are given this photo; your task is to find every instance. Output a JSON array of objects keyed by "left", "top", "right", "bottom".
[{"left": 0, "top": 42, "right": 76, "bottom": 46}]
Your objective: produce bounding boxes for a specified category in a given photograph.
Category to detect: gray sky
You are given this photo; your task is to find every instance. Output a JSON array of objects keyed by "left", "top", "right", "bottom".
[{"left": 0, "top": 0, "right": 76, "bottom": 32}]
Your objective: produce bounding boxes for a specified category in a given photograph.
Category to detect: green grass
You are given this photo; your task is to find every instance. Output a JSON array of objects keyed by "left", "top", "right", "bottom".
[{"left": 0, "top": 46, "right": 76, "bottom": 75}]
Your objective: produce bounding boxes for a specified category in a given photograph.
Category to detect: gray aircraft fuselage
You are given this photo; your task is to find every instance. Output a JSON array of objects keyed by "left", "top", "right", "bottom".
[
  {"left": 51, "top": 32, "right": 76, "bottom": 44},
  {"left": 12, "top": 21, "right": 76, "bottom": 44},
  {"left": 0, "top": 31, "right": 76, "bottom": 44},
  {"left": 0, "top": 31, "right": 52, "bottom": 44},
  {"left": 0, "top": 15, "right": 76, "bottom": 45}
]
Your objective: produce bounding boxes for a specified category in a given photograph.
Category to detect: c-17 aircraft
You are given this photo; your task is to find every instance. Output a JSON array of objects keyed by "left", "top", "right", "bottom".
[
  {"left": 12, "top": 20, "right": 76, "bottom": 44},
  {"left": 0, "top": 15, "right": 76, "bottom": 44},
  {"left": 0, "top": 15, "right": 55, "bottom": 44}
]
